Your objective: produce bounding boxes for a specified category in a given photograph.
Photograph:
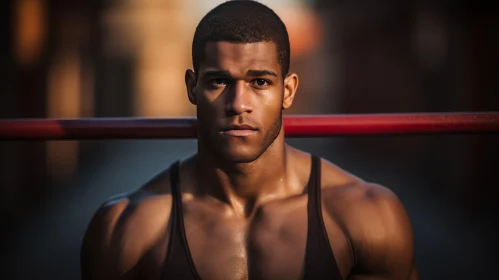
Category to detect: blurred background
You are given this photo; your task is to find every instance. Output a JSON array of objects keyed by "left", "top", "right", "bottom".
[{"left": 1, "top": 0, "right": 498, "bottom": 279}]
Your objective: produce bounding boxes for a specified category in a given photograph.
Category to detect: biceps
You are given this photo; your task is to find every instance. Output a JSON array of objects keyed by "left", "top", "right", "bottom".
[
  {"left": 81, "top": 247, "right": 141, "bottom": 280},
  {"left": 81, "top": 235, "right": 143, "bottom": 280},
  {"left": 348, "top": 263, "right": 417, "bottom": 280},
  {"left": 351, "top": 191, "right": 417, "bottom": 278},
  {"left": 353, "top": 226, "right": 416, "bottom": 279},
  {"left": 80, "top": 216, "right": 139, "bottom": 279},
  {"left": 409, "top": 264, "right": 419, "bottom": 280},
  {"left": 80, "top": 234, "right": 114, "bottom": 280}
]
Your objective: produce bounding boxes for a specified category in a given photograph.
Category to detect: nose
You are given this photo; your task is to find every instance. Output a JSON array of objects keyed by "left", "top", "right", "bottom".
[{"left": 225, "top": 81, "right": 253, "bottom": 116}]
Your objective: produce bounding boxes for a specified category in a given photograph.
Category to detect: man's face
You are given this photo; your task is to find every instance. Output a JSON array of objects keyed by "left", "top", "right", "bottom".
[{"left": 188, "top": 41, "right": 285, "bottom": 163}]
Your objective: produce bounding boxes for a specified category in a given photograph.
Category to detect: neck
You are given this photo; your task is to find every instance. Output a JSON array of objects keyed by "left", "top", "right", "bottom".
[{"left": 193, "top": 130, "right": 293, "bottom": 217}]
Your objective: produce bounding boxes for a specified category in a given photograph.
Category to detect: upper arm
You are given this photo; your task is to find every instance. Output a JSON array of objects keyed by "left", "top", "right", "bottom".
[
  {"left": 81, "top": 189, "right": 173, "bottom": 280},
  {"left": 349, "top": 184, "right": 418, "bottom": 280},
  {"left": 81, "top": 197, "right": 140, "bottom": 280},
  {"left": 81, "top": 169, "right": 174, "bottom": 280}
]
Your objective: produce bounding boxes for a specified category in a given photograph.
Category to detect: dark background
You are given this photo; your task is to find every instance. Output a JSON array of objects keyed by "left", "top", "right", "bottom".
[{"left": 1, "top": 0, "right": 498, "bottom": 279}]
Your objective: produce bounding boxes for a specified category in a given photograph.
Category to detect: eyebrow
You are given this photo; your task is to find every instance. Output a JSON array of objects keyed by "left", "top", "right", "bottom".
[
  {"left": 246, "top": 70, "right": 278, "bottom": 77},
  {"left": 202, "top": 70, "right": 232, "bottom": 78},
  {"left": 201, "top": 69, "right": 278, "bottom": 78}
]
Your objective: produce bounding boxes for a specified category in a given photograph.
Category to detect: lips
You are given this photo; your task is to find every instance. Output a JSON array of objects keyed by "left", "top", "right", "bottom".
[
  {"left": 224, "top": 124, "right": 256, "bottom": 131},
  {"left": 220, "top": 124, "right": 258, "bottom": 136}
]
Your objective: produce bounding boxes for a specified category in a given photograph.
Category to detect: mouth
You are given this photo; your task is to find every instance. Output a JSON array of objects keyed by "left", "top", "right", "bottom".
[{"left": 220, "top": 124, "right": 258, "bottom": 137}]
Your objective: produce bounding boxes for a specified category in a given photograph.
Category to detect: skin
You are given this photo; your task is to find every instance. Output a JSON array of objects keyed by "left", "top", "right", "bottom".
[{"left": 81, "top": 41, "right": 419, "bottom": 280}]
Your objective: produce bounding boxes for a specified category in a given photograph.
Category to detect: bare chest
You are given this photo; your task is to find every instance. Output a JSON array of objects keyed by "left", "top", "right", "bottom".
[{"left": 143, "top": 196, "right": 351, "bottom": 280}]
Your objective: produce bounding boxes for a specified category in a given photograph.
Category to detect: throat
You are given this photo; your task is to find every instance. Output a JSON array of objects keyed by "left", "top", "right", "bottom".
[
  {"left": 227, "top": 196, "right": 259, "bottom": 219},
  {"left": 196, "top": 164, "right": 289, "bottom": 219},
  {"left": 221, "top": 183, "right": 284, "bottom": 219},
  {"left": 192, "top": 145, "right": 300, "bottom": 218}
]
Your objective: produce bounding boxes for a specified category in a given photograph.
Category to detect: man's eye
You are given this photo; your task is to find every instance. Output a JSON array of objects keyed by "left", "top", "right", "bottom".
[
  {"left": 252, "top": 79, "right": 269, "bottom": 87},
  {"left": 210, "top": 78, "right": 228, "bottom": 86}
]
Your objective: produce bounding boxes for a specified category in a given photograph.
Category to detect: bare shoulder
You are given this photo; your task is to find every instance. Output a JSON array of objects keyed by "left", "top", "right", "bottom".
[
  {"left": 322, "top": 179, "right": 410, "bottom": 242},
  {"left": 81, "top": 167, "right": 174, "bottom": 279},
  {"left": 319, "top": 158, "right": 405, "bottom": 222},
  {"left": 319, "top": 158, "right": 418, "bottom": 279}
]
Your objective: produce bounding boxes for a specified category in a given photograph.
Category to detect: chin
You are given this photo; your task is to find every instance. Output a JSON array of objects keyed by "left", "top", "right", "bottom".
[{"left": 219, "top": 146, "right": 262, "bottom": 163}]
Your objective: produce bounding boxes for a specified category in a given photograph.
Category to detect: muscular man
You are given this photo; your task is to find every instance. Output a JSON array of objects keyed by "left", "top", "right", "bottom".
[{"left": 81, "top": 1, "right": 418, "bottom": 279}]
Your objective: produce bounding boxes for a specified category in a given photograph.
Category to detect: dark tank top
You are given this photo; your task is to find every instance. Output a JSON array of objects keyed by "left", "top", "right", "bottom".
[{"left": 161, "top": 155, "right": 342, "bottom": 280}]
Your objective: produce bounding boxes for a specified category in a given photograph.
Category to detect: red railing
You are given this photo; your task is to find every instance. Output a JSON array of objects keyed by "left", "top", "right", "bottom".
[{"left": 0, "top": 112, "right": 498, "bottom": 140}]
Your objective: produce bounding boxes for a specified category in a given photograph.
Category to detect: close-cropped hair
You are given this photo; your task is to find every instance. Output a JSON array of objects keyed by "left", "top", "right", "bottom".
[{"left": 192, "top": 0, "right": 291, "bottom": 78}]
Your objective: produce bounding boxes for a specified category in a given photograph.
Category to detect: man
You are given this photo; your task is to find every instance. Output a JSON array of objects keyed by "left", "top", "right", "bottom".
[{"left": 81, "top": 1, "right": 418, "bottom": 279}]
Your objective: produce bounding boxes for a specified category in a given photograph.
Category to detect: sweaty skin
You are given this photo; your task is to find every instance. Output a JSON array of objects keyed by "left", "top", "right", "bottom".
[{"left": 81, "top": 42, "right": 418, "bottom": 280}]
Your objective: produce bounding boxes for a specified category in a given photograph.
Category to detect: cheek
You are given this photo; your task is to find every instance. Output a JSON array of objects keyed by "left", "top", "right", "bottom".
[
  {"left": 260, "top": 90, "right": 283, "bottom": 112},
  {"left": 263, "top": 86, "right": 283, "bottom": 103},
  {"left": 197, "top": 89, "right": 217, "bottom": 105},
  {"left": 198, "top": 91, "right": 225, "bottom": 113}
]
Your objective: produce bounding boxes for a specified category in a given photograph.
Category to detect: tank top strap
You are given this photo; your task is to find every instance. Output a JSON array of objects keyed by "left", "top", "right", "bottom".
[
  {"left": 162, "top": 160, "right": 200, "bottom": 280},
  {"left": 303, "top": 155, "right": 342, "bottom": 279}
]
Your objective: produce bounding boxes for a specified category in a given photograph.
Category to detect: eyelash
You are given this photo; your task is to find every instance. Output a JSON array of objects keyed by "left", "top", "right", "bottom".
[
  {"left": 211, "top": 78, "right": 228, "bottom": 86},
  {"left": 252, "top": 79, "right": 270, "bottom": 87},
  {"left": 208, "top": 78, "right": 271, "bottom": 88}
]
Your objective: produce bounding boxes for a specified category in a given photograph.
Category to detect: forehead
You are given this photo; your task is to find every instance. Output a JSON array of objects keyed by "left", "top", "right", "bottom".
[{"left": 200, "top": 41, "right": 280, "bottom": 76}]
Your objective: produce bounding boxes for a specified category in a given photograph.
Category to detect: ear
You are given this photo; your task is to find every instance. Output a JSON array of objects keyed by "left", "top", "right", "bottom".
[
  {"left": 282, "top": 73, "right": 299, "bottom": 110},
  {"left": 185, "top": 69, "right": 197, "bottom": 105}
]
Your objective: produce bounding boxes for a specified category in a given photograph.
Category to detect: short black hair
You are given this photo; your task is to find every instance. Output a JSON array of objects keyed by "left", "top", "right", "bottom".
[{"left": 192, "top": 0, "right": 290, "bottom": 78}]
